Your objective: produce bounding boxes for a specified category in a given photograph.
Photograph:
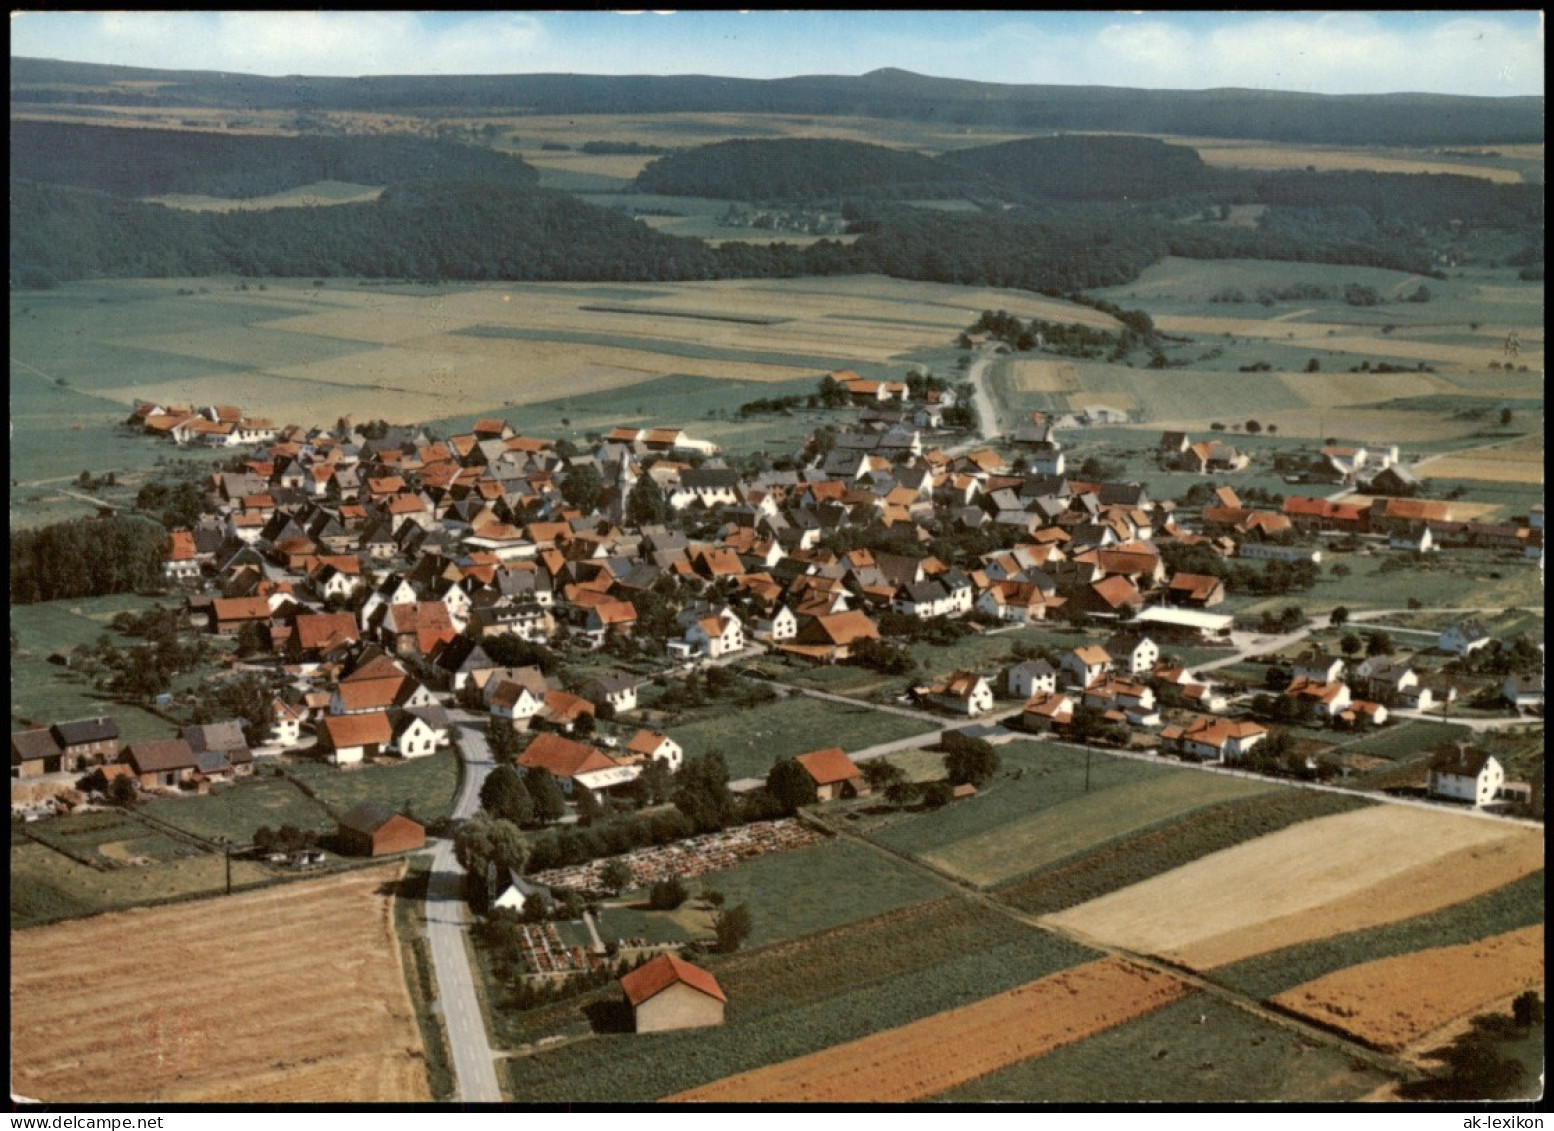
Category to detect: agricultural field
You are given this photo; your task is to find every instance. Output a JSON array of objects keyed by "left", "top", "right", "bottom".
[
  {"left": 670, "top": 957, "right": 1191, "bottom": 1103},
  {"left": 862, "top": 741, "right": 1277, "bottom": 887},
  {"left": 1207, "top": 869, "right": 1545, "bottom": 1002},
  {"left": 941, "top": 992, "right": 1393, "bottom": 1103},
  {"left": 665, "top": 693, "right": 931, "bottom": 780},
  {"left": 1042, "top": 804, "right": 1544, "bottom": 972},
  {"left": 992, "top": 255, "right": 1543, "bottom": 447},
  {"left": 501, "top": 897, "right": 1096, "bottom": 1101},
  {"left": 11, "top": 865, "right": 430, "bottom": 1103},
  {"left": 1172, "top": 135, "right": 1537, "bottom": 183},
  {"left": 1271, "top": 925, "right": 1544, "bottom": 1053},
  {"left": 144, "top": 180, "right": 385, "bottom": 211},
  {"left": 913, "top": 764, "right": 1275, "bottom": 889},
  {"left": 10, "top": 272, "right": 1105, "bottom": 502}
]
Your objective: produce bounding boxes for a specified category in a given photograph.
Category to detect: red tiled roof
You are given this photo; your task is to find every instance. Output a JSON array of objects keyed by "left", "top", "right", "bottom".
[
  {"left": 519, "top": 733, "right": 617, "bottom": 779},
  {"left": 324, "top": 712, "right": 393, "bottom": 749},
  {"left": 620, "top": 953, "right": 726, "bottom": 1007},
  {"left": 795, "top": 746, "right": 862, "bottom": 786}
]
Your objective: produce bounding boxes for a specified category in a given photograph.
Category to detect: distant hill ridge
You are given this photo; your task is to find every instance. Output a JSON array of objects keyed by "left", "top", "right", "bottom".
[
  {"left": 11, "top": 57, "right": 1543, "bottom": 146},
  {"left": 8, "top": 120, "right": 538, "bottom": 199}
]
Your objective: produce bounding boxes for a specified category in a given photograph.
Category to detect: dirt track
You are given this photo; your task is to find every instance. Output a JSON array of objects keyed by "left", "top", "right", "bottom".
[
  {"left": 668, "top": 957, "right": 1190, "bottom": 1103},
  {"left": 10, "top": 865, "right": 430, "bottom": 1103},
  {"left": 1272, "top": 925, "right": 1544, "bottom": 1053}
]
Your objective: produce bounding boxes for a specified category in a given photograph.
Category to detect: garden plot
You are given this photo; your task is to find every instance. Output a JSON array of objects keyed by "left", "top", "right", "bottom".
[
  {"left": 1271, "top": 925, "right": 1544, "bottom": 1052},
  {"left": 1043, "top": 805, "right": 1543, "bottom": 971},
  {"left": 669, "top": 957, "right": 1190, "bottom": 1103}
]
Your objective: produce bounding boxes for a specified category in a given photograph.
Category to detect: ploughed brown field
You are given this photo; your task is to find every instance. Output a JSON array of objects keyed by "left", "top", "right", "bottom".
[
  {"left": 1272, "top": 925, "right": 1545, "bottom": 1053},
  {"left": 10, "top": 865, "right": 430, "bottom": 1103},
  {"left": 668, "top": 957, "right": 1190, "bottom": 1103}
]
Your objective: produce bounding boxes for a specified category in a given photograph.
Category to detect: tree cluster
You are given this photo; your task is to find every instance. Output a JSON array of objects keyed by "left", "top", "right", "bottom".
[{"left": 11, "top": 516, "right": 167, "bottom": 605}]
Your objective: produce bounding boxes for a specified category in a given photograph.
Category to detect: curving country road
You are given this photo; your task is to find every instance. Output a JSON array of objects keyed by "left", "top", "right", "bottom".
[{"left": 420, "top": 715, "right": 503, "bottom": 1103}]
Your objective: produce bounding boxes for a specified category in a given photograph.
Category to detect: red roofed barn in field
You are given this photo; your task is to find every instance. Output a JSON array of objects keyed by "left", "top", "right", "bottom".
[{"left": 619, "top": 953, "right": 726, "bottom": 1033}]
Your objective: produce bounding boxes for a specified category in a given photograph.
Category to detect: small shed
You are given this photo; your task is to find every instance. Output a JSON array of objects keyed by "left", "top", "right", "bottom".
[
  {"left": 620, "top": 953, "right": 726, "bottom": 1034},
  {"left": 335, "top": 801, "right": 425, "bottom": 857}
]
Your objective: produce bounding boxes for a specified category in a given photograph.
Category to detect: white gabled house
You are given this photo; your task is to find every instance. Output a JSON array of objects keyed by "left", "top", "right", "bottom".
[
  {"left": 1427, "top": 746, "right": 1505, "bottom": 807},
  {"left": 671, "top": 607, "right": 745, "bottom": 660},
  {"left": 391, "top": 712, "right": 441, "bottom": 759},
  {"left": 623, "top": 728, "right": 683, "bottom": 772},
  {"left": 755, "top": 604, "right": 799, "bottom": 643},
  {"left": 1104, "top": 632, "right": 1160, "bottom": 677},
  {"left": 917, "top": 671, "right": 995, "bottom": 717},
  {"left": 489, "top": 680, "right": 545, "bottom": 728},
  {"left": 1061, "top": 646, "right": 1112, "bottom": 689},
  {"left": 1007, "top": 659, "right": 1058, "bottom": 701}
]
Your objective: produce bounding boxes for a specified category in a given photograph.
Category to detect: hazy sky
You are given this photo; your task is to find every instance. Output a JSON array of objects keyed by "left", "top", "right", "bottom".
[{"left": 9, "top": 11, "right": 1545, "bottom": 97}]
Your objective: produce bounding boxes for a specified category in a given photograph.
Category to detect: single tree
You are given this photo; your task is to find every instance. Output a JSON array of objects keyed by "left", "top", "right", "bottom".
[
  {"left": 648, "top": 877, "right": 688, "bottom": 910},
  {"left": 625, "top": 474, "right": 671, "bottom": 527},
  {"left": 1339, "top": 632, "right": 1363, "bottom": 656},
  {"left": 861, "top": 758, "right": 906, "bottom": 796},
  {"left": 560, "top": 463, "right": 604, "bottom": 512},
  {"left": 765, "top": 757, "right": 816, "bottom": 815},
  {"left": 673, "top": 751, "right": 737, "bottom": 833},
  {"left": 1365, "top": 630, "right": 1395, "bottom": 657},
  {"left": 480, "top": 764, "right": 535, "bottom": 825},
  {"left": 942, "top": 731, "right": 1000, "bottom": 785},
  {"left": 573, "top": 784, "right": 602, "bottom": 826},
  {"left": 712, "top": 903, "right": 754, "bottom": 953},
  {"left": 599, "top": 858, "right": 634, "bottom": 896},
  {"left": 1329, "top": 606, "right": 1350, "bottom": 629},
  {"left": 107, "top": 773, "right": 138, "bottom": 807},
  {"left": 524, "top": 767, "right": 568, "bottom": 825},
  {"left": 639, "top": 757, "right": 673, "bottom": 806}
]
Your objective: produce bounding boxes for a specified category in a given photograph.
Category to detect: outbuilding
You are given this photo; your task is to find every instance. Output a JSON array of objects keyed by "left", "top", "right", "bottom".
[
  {"left": 335, "top": 801, "right": 425, "bottom": 857},
  {"left": 620, "top": 953, "right": 727, "bottom": 1033}
]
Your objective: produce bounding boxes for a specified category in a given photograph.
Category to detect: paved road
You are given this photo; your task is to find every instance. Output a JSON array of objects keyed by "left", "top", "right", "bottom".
[
  {"left": 419, "top": 714, "right": 504, "bottom": 1103},
  {"left": 424, "top": 839, "right": 504, "bottom": 1103}
]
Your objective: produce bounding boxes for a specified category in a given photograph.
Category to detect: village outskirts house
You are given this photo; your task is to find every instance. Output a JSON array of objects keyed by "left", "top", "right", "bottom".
[
  {"left": 793, "top": 746, "right": 870, "bottom": 802},
  {"left": 917, "top": 671, "right": 995, "bottom": 717},
  {"left": 1427, "top": 746, "right": 1505, "bottom": 808},
  {"left": 322, "top": 711, "right": 394, "bottom": 765},
  {"left": 1007, "top": 658, "right": 1058, "bottom": 700},
  {"left": 122, "top": 739, "right": 200, "bottom": 789},
  {"left": 620, "top": 953, "right": 727, "bottom": 1034}
]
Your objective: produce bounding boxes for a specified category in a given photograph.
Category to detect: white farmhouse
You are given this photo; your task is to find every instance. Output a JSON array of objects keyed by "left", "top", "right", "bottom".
[{"left": 1427, "top": 746, "right": 1505, "bottom": 807}]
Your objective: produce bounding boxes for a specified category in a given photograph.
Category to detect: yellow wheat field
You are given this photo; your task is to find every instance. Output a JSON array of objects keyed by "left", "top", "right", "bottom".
[
  {"left": 1042, "top": 806, "right": 1544, "bottom": 972},
  {"left": 11, "top": 865, "right": 430, "bottom": 1104}
]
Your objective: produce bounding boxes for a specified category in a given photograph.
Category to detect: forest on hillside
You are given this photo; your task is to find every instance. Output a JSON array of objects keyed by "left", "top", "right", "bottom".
[
  {"left": 9, "top": 120, "right": 538, "bottom": 199},
  {"left": 12, "top": 57, "right": 1545, "bottom": 146},
  {"left": 12, "top": 173, "right": 1456, "bottom": 293}
]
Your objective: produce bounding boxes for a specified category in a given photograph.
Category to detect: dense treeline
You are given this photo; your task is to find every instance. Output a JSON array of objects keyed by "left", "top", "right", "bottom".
[
  {"left": 10, "top": 179, "right": 720, "bottom": 286},
  {"left": 10, "top": 120, "right": 539, "bottom": 199},
  {"left": 636, "top": 138, "right": 958, "bottom": 200},
  {"left": 13, "top": 57, "right": 1544, "bottom": 146},
  {"left": 635, "top": 136, "right": 1542, "bottom": 238},
  {"left": 10, "top": 516, "right": 167, "bottom": 605},
  {"left": 935, "top": 134, "right": 1219, "bottom": 202},
  {"left": 11, "top": 175, "right": 1444, "bottom": 291}
]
